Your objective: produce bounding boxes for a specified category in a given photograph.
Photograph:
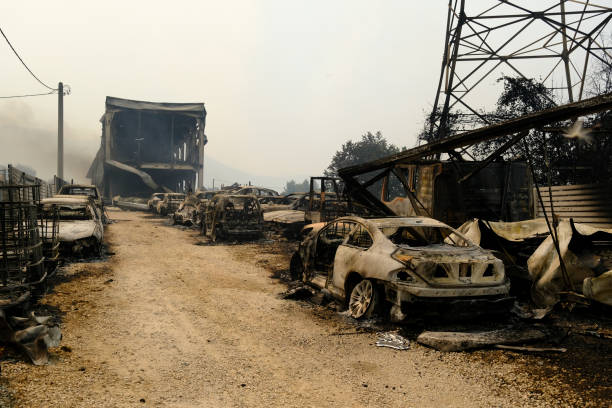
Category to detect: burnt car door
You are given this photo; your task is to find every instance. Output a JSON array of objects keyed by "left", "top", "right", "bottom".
[
  {"left": 329, "top": 223, "right": 374, "bottom": 293},
  {"left": 309, "top": 220, "right": 356, "bottom": 289}
]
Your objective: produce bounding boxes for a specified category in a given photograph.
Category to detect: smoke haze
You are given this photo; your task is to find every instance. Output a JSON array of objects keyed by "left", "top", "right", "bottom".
[{"left": 0, "top": 102, "right": 97, "bottom": 182}]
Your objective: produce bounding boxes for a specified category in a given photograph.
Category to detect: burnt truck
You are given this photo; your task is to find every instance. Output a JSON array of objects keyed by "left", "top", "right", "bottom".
[{"left": 87, "top": 97, "right": 207, "bottom": 199}]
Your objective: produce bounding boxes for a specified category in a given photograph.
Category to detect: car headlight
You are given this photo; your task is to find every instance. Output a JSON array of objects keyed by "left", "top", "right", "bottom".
[{"left": 392, "top": 268, "right": 419, "bottom": 283}]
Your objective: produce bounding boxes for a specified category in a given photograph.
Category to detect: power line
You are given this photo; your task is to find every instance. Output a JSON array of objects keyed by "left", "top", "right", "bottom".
[
  {"left": 0, "top": 90, "right": 57, "bottom": 99},
  {"left": 0, "top": 26, "right": 57, "bottom": 91}
]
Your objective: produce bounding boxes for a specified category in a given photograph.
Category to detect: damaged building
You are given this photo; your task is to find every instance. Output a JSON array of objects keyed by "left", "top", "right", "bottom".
[{"left": 88, "top": 97, "right": 207, "bottom": 198}]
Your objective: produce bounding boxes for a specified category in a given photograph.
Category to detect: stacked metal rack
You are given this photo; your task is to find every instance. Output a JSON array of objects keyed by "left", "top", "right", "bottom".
[{"left": 0, "top": 184, "right": 57, "bottom": 308}]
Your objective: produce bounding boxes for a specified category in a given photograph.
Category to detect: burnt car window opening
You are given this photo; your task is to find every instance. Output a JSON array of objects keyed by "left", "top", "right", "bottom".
[
  {"left": 321, "top": 221, "right": 354, "bottom": 243},
  {"left": 315, "top": 221, "right": 356, "bottom": 271},
  {"left": 65, "top": 187, "right": 97, "bottom": 198},
  {"left": 51, "top": 206, "right": 92, "bottom": 220},
  {"left": 347, "top": 225, "right": 373, "bottom": 249},
  {"left": 383, "top": 226, "right": 470, "bottom": 247}
]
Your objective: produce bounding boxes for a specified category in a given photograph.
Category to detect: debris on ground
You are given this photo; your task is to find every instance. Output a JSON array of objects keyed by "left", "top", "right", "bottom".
[
  {"left": 416, "top": 327, "right": 547, "bottom": 352},
  {"left": 281, "top": 286, "right": 315, "bottom": 300},
  {"left": 0, "top": 310, "right": 61, "bottom": 365},
  {"left": 511, "top": 301, "right": 552, "bottom": 320},
  {"left": 375, "top": 331, "right": 410, "bottom": 350}
]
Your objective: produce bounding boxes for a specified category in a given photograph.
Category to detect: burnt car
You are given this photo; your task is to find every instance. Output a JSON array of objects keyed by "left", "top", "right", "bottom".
[
  {"left": 58, "top": 184, "right": 103, "bottom": 209},
  {"left": 40, "top": 196, "right": 104, "bottom": 257},
  {"left": 58, "top": 184, "right": 105, "bottom": 222},
  {"left": 259, "top": 193, "right": 303, "bottom": 213},
  {"left": 192, "top": 191, "right": 219, "bottom": 226},
  {"left": 235, "top": 186, "right": 279, "bottom": 197},
  {"left": 147, "top": 193, "right": 165, "bottom": 212},
  {"left": 173, "top": 191, "right": 213, "bottom": 226},
  {"left": 202, "top": 194, "right": 263, "bottom": 241},
  {"left": 290, "top": 216, "right": 511, "bottom": 321},
  {"left": 156, "top": 193, "right": 185, "bottom": 216}
]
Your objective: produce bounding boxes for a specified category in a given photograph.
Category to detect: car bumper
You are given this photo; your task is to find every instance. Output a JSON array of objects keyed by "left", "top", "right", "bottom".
[
  {"left": 384, "top": 281, "right": 513, "bottom": 319},
  {"left": 388, "top": 280, "right": 510, "bottom": 299}
]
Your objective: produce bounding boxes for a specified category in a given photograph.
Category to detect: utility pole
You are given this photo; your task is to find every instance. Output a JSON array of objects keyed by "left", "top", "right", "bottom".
[{"left": 57, "top": 82, "right": 64, "bottom": 181}]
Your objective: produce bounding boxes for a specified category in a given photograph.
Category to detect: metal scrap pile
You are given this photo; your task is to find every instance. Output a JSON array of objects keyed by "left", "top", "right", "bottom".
[{"left": 454, "top": 218, "right": 612, "bottom": 309}]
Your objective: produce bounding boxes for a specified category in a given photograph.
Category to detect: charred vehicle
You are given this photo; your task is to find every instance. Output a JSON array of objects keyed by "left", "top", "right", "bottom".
[
  {"left": 263, "top": 193, "right": 311, "bottom": 237},
  {"left": 192, "top": 191, "right": 218, "bottom": 226},
  {"left": 235, "top": 186, "right": 279, "bottom": 197},
  {"left": 202, "top": 194, "right": 263, "bottom": 241},
  {"left": 259, "top": 193, "right": 303, "bottom": 213},
  {"left": 147, "top": 193, "right": 165, "bottom": 212},
  {"left": 40, "top": 196, "right": 104, "bottom": 257},
  {"left": 290, "top": 216, "right": 511, "bottom": 321},
  {"left": 57, "top": 184, "right": 105, "bottom": 222},
  {"left": 58, "top": 184, "right": 103, "bottom": 209},
  {"left": 156, "top": 193, "right": 185, "bottom": 216},
  {"left": 173, "top": 191, "right": 214, "bottom": 225}
]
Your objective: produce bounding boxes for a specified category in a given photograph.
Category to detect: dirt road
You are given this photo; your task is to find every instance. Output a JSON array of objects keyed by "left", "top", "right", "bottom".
[{"left": 1, "top": 209, "right": 609, "bottom": 407}]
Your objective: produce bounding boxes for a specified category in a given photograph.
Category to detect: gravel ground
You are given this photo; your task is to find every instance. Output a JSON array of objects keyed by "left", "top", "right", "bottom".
[{"left": 0, "top": 209, "right": 610, "bottom": 407}]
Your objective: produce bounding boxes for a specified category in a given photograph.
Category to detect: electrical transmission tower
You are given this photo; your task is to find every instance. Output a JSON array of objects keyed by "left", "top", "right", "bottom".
[{"left": 429, "top": 0, "right": 612, "bottom": 140}]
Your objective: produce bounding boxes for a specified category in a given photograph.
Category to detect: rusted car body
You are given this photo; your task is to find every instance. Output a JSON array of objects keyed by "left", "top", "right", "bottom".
[
  {"left": 262, "top": 193, "right": 311, "bottom": 237},
  {"left": 202, "top": 194, "right": 263, "bottom": 241},
  {"left": 194, "top": 190, "right": 223, "bottom": 228},
  {"left": 290, "top": 216, "right": 511, "bottom": 321},
  {"left": 173, "top": 191, "right": 214, "bottom": 225},
  {"left": 147, "top": 193, "right": 165, "bottom": 212},
  {"left": 156, "top": 193, "right": 185, "bottom": 216},
  {"left": 235, "top": 186, "right": 279, "bottom": 197},
  {"left": 57, "top": 184, "right": 103, "bottom": 210},
  {"left": 259, "top": 193, "right": 303, "bottom": 213},
  {"left": 40, "top": 196, "right": 104, "bottom": 257},
  {"left": 57, "top": 184, "right": 106, "bottom": 222}
]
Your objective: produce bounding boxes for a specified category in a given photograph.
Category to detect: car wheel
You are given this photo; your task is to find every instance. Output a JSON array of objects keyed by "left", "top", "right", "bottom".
[{"left": 348, "top": 279, "right": 379, "bottom": 319}]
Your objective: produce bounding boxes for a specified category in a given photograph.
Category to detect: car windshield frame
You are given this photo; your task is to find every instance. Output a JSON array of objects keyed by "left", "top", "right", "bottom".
[{"left": 378, "top": 224, "right": 474, "bottom": 248}]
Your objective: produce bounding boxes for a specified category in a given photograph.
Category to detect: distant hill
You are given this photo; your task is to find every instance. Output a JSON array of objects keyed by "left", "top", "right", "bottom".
[{"left": 203, "top": 155, "right": 310, "bottom": 193}]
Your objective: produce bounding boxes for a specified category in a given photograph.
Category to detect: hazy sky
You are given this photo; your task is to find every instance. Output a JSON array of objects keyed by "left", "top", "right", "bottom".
[{"left": 0, "top": 1, "right": 605, "bottom": 187}]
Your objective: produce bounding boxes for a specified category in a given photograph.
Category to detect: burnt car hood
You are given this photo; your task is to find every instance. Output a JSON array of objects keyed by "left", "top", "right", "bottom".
[{"left": 57, "top": 220, "right": 101, "bottom": 242}]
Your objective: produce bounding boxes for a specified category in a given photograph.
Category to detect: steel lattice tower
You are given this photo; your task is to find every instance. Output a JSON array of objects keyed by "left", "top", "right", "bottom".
[{"left": 430, "top": 0, "right": 612, "bottom": 140}]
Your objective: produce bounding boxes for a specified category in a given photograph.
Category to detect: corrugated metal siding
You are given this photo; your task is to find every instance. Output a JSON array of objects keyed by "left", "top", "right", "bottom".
[{"left": 534, "top": 184, "right": 612, "bottom": 228}]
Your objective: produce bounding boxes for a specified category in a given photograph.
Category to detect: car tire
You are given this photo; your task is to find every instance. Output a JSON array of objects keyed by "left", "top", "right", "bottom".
[{"left": 348, "top": 279, "right": 379, "bottom": 319}]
